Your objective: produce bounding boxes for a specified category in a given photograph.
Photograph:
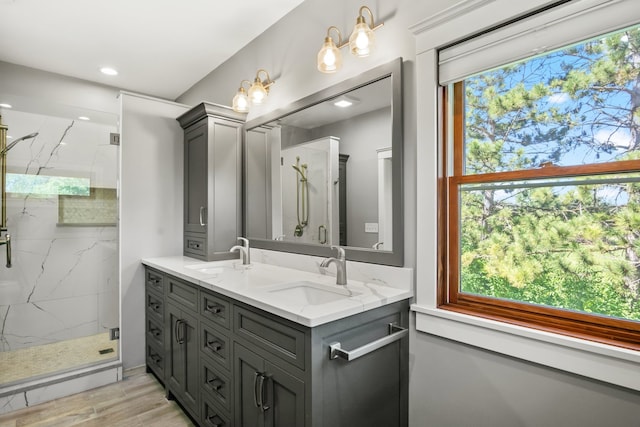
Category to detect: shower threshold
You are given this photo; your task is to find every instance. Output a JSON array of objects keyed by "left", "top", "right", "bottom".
[{"left": 0, "top": 332, "right": 119, "bottom": 387}]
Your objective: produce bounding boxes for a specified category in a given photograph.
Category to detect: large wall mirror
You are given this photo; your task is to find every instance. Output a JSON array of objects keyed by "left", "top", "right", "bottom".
[{"left": 244, "top": 57, "right": 403, "bottom": 266}]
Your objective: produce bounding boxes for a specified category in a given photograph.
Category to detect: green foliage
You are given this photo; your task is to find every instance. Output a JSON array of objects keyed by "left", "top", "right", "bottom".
[{"left": 460, "top": 24, "right": 640, "bottom": 322}]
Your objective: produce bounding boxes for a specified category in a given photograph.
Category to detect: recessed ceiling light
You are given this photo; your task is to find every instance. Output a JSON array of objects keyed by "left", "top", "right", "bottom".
[
  {"left": 100, "top": 67, "right": 118, "bottom": 76},
  {"left": 78, "top": 116, "right": 90, "bottom": 121},
  {"left": 334, "top": 100, "right": 353, "bottom": 108},
  {"left": 0, "top": 103, "right": 12, "bottom": 108}
]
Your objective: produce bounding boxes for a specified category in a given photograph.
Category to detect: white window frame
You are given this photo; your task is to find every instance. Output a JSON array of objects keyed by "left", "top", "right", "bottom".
[{"left": 411, "top": 0, "right": 640, "bottom": 391}]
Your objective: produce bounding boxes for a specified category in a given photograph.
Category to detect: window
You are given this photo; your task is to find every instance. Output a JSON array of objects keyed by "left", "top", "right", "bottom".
[{"left": 441, "top": 22, "right": 640, "bottom": 350}]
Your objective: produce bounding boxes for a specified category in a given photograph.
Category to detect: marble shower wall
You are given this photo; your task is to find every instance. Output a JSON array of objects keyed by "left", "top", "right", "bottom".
[{"left": 0, "top": 109, "right": 118, "bottom": 353}]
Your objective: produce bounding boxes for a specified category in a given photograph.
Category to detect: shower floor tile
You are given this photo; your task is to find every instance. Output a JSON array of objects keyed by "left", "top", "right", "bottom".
[{"left": 0, "top": 332, "right": 118, "bottom": 386}]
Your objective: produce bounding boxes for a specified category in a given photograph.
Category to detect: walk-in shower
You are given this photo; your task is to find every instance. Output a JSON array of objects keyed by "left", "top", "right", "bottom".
[{"left": 0, "top": 105, "right": 119, "bottom": 400}]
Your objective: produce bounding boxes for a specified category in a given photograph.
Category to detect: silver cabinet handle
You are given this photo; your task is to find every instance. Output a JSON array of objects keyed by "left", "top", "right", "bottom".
[
  {"left": 205, "top": 303, "right": 222, "bottom": 314},
  {"left": 253, "top": 372, "right": 261, "bottom": 408},
  {"left": 253, "top": 372, "right": 270, "bottom": 412},
  {"left": 199, "top": 206, "right": 206, "bottom": 226},
  {"left": 257, "top": 373, "right": 269, "bottom": 412},
  {"left": 329, "top": 323, "right": 407, "bottom": 361},
  {"left": 175, "top": 319, "right": 186, "bottom": 344}
]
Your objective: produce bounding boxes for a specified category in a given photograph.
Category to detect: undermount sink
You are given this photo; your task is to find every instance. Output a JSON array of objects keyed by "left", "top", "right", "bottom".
[
  {"left": 184, "top": 260, "right": 238, "bottom": 275},
  {"left": 266, "top": 281, "right": 361, "bottom": 305}
]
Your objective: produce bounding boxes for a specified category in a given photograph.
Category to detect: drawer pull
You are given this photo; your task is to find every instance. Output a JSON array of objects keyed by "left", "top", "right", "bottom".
[
  {"left": 150, "top": 328, "right": 161, "bottom": 337},
  {"left": 150, "top": 354, "right": 162, "bottom": 364},
  {"left": 148, "top": 302, "right": 160, "bottom": 311},
  {"left": 329, "top": 323, "right": 407, "bottom": 362},
  {"left": 188, "top": 241, "right": 201, "bottom": 249},
  {"left": 207, "top": 377, "right": 224, "bottom": 391},
  {"left": 207, "top": 415, "right": 224, "bottom": 427},
  {"left": 199, "top": 206, "right": 206, "bottom": 227},
  {"left": 205, "top": 303, "right": 222, "bottom": 314},
  {"left": 206, "top": 340, "right": 222, "bottom": 352}
]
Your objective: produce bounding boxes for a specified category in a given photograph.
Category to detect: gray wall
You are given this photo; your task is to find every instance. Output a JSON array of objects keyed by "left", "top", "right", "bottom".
[
  {"left": 177, "top": 0, "right": 640, "bottom": 425},
  {"left": 312, "top": 107, "right": 390, "bottom": 248}
]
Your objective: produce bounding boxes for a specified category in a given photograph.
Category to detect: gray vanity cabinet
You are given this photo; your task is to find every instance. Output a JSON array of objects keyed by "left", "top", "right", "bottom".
[
  {"left": 143, "top": 266, "right": 409, "bottom": 427},
  {"left": 165, "top": 276, "right": 201, "bottom": 421},
  {"left": 235, "top": 342, "right": 305, "bottom": 427},
  {"left": 177, "top": 102, "right": 246, "bottom": 261},
  {"left": 145, "top": 268, "right": 166, "bottom": 383}
]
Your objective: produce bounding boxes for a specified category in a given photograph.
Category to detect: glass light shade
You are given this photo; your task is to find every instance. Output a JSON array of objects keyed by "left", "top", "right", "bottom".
[
  {"left": 349, "top": 20, "right": 375, "bottom": 57},
  {"left": 317, "top": 37, "right": 343, "bottom": 73},
  {"left": 232, "top": 88, "right": 249, "bottom": 113},
  {"left": 248, "top": 79, "right": 268, "bottom": 104}
]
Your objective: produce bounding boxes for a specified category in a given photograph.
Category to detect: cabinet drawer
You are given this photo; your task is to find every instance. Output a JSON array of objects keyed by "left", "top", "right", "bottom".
[
  {"left": 146, "top": 317, "right": 164, "bottom": 348},
  {"left": 200, "top": 320, "right": 231, "bottom": 370},
  {"left": 145, "top": 269, "right": 164, "bottom": 295},
  {"left": 201, "top": 395, "right": 232, "bottom": 427},
  {"left": 166, "top": 276, "right": 198, "bottom": 311},
  {"left": 146, "top": 342, "right": 165, "bottom": 381},
  {"left": 200, "top": 356, "right": 232, "bottom": 413},
  {"left": 234, "top": 306, "right": 306, "bottom": 371},
  {"left": 146, "top": 292, "right": 164, "bottom": 323},
  {"left": 184, "top": 233, "right": 206, "bottom": 258},
  {"left": 200, "top": 289, "right": 230, "bottom": 330}
]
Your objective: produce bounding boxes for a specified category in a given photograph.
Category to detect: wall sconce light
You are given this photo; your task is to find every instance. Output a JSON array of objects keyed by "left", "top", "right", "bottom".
[
  {"left": 317, "top": 26, "right": 345, "bottom": 73},
  {"left": 232, "top": 80, "right": 251, "bottom": 113},
  {"left": 231, "top": 69, "right": 275, "bottom": 113},
  {"left": 317, "top": 5, "right": 384, "bottom": 74}
]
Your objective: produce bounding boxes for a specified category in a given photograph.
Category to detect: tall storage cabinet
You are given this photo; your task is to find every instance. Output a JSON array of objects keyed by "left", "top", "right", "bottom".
[{"left": 177, "top": 102, "right": 246, "bottom": 261}]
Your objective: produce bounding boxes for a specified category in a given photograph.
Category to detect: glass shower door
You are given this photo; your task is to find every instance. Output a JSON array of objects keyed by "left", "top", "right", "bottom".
[{"left": 0, "top": 104, "right": 119, "bottom": 386}]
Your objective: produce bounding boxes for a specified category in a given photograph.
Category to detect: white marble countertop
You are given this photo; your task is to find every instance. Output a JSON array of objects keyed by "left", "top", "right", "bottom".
[{"left": 141, "top": 256, "right": 413, "bottom": 327}]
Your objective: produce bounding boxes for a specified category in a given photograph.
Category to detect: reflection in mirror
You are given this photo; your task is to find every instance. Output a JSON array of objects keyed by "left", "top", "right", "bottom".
[{"left": 245, "top": 58, "right": 403, "bottom": 266}]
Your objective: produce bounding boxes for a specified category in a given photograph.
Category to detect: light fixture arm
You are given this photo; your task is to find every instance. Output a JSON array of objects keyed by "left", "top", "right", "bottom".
[
  {"left": 358, "top": 5, "right": 384, "bottom": 31},
  {"left": 238, "top": 79, "right": 251, "bottom": 91},
  {"left": 255, "top": 69, "right": 274, "bottom": 91},
  {"left": 327, "top": 26, "right": 347, "bottom": 49}
]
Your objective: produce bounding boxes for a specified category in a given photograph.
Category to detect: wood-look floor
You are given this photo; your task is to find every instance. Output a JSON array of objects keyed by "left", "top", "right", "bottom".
[{"left": 0, "top": 368, "right": 194, "bottom": 427}]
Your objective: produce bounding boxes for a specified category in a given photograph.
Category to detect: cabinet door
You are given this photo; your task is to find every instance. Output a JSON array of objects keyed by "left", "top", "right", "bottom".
[
  {"left": 234, "top": 343, "right": 264, "bottom": 427},
  {"left": 184, "top": 121, "right": 208, "bottom": 234},
  {"left": 209, "top": 120, "right": 242, "bottom": 253},
  {"left": 264, "top": 361, "right": 305, "bottom": 427},
  {"left": 235, "top": 343, "right": 306, "bottom": 427},
  {"left": 167, "top": 303, "right": 199, "bottom": 418}
]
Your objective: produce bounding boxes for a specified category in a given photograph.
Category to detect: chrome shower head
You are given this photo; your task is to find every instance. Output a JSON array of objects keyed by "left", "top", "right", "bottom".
[{"left": 0, "top": 132, "right": 38, "bottom": 155}]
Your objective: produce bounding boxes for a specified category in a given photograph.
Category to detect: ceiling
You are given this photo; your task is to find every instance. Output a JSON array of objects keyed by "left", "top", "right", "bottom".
[{"left": 0, "top": 0, "right": 305, "bottom": 100}]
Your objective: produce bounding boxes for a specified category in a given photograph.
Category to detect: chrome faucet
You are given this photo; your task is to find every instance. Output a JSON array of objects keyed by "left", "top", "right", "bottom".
[
  {"left": 230, "top": 237, "right": 250, "bottom": 265},
  {"left": 320, "top": 245, "right": 347, "bottom": 286}
]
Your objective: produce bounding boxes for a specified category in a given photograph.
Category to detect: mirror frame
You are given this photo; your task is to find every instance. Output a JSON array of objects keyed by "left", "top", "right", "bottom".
[{"left": 243, "top": 57, "right": 403, "bottom": 266}]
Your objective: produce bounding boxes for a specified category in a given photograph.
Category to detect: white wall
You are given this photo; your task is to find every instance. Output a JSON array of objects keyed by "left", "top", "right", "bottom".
[
  {"left": 177, "top": 0, "right": 640, "bottom": 424},
  {"left": 119, "top": 92, "right": 188, "bottom": 369}
]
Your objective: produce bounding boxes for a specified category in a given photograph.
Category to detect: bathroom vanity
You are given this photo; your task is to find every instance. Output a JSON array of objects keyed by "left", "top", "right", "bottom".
[{"left": 142, "top": 256, "right": 411, "bottom": 427}]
